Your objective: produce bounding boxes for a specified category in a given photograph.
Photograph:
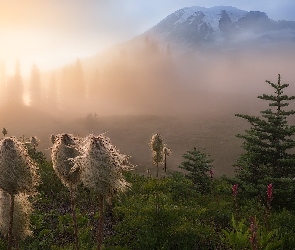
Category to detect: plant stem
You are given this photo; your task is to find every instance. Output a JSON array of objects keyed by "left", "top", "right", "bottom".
[
  {"left": 164, "top": 154, "right": 167, "bottom": 173},
  {"left": 70, "top": 188, "right": 79, "bottom": 250},
  {"left": 97, "top": 194, "right": 104, "bottom": 250},
  {"left": 8, "top": 193, "right": 15, "bottom": 250}
]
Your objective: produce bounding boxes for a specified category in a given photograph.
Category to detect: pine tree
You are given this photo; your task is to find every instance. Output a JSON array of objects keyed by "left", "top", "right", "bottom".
[
  {"left": 235, "top": 74, "right": 295, "bottom": 186},
  {"left": 179, "top": 147, "right": 213, "bottom": 194}
]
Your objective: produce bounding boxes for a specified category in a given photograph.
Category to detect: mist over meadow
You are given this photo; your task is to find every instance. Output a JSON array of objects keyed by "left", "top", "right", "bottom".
[{"left": 1, "top": 34, "right": 295, "bottom": 176}]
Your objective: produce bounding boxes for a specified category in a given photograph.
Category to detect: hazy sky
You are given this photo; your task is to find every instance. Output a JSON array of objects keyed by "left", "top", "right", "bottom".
[{"left": 1, "top": 0, "right": 295, "bottom": 75}]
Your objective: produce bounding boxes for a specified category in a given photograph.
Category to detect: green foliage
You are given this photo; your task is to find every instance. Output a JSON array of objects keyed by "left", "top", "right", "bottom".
[
  {"left": 268, "top": 209, "right": 295, "bottom": 248},
  {"left": 0, "top": 136, "right": 294, "bottom": 249},
  {"left": 221, "top": 215, "right": 283, "bottom": 250},
  {"left": 221, "top": 216, "right": 251, "bottom": 249},
  {"left": 179, "top": 147, "right": 213, "bottom": 194},
  {"left": 106, "top": 172, "right": 233, "bottom": 249}
]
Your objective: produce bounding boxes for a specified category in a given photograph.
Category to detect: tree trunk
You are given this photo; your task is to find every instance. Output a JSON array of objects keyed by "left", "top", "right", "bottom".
[
  {"left": 8, "top": 193, "right": 15, "bottom": 250},
  {"left": 156, "top": 162, "right": 159, "bottom": 178},
  {"left": 70, "top": 188, "right": 79, "bottom": 250},
  {"left": 97, "top": 194, "right": 104, "bottom": 250}
]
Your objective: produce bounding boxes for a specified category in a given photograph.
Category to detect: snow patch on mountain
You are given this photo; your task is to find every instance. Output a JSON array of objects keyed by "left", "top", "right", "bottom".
[{"left": 175, "top": 6, "right": 248, "bottom": 30}]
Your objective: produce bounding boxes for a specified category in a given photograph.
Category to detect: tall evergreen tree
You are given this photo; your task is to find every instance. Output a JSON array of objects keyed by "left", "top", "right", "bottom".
[{"left": 235, "top": 74, "right": 295, "bottom": 186}]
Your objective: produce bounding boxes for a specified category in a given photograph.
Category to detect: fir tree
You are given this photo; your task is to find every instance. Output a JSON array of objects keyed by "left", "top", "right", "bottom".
[
  {"left": 235, "top": 74, "right": 295, "bottom": 187},
  {"left": 179, "top": 147, "right": 213, "bottom": 194}
]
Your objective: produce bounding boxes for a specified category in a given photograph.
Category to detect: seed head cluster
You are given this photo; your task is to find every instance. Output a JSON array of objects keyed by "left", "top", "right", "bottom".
[
  {"left": 150, "top": 133, "right": 164, "bottom": 165},
  {"left": 0, "top": 191, "right": 33, "bottom": 239},
  {"left": 74, "top": 134, "right": 133, "bottom": 200},
  {"left": 0, "top": 137, "right": 40, "bottom": 195},
  {"left": 51, "top": 134, "right": 81, "bottom": 190}
]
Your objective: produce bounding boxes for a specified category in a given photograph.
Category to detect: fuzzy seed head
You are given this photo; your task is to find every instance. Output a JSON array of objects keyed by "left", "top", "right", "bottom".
[
  {"left": 150, "top": 133, "right": 164, "bottom": 152},
  {"left": 51, "top": 134, "right": 81, "bottom": 190},
  {"left": 163, "top": 146, "right": 171, "bottom": 156},
  {"left": 50, "top": 134, "right": 56, "bottom": 144},
  {"left": 0, "top": 137, "right": 40, "bottom": 195},
  {"left": 2, "top": 128, "right": 7, "bottom": 137},
  {"left": 30, "top": 136, "right": 39, "bottom": 148},
  {"left": 74, "top": 134, "right": 133, "bottom": 201},
  {"left": 0, "top": 191, "right": 33, "bottom": 240}
]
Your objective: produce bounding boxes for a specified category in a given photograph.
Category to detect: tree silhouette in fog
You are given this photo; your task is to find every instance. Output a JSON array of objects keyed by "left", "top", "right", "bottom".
[
  {"left": 0, "top": 62, "right": 7, "bottom": 106},
  {"left": 47, "top": 73, "right": 59, "bottom": 111},
  {"left": 88, "top": 67, "right": 101, "bottom": 103},
  {"left": 72, "top": 59, "right": 85, "bottom": 101},
  {"left": 59, "top": 59, "right": 85, "bottom": 111},
  {"left": 29, "top": 64, "right": 41, "bottom": 108},
  {"left": 7, "top": 60, "right": 23, "bottom": 106}
]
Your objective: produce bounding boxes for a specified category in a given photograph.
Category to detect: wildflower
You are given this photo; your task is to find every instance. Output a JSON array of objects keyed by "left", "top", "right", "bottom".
[
  {"left": 149, "top": 133, "right": 164, "bottom": 177},
  {"left": 75, "top": 134, "right": 132, "bottom": 198},
  {"left": 267, "top": 183, "right": 273, "bottom": 202},
  {"left": 249, "top": 216, "right": 258, "bottom": 250},
  {"left": 267, "top": 183, "right": 273, "bottom": 211},
  {"left": 51, "top": 133, "right": 81, "bottom": 189},
  {"left": 0, "top": 137, "right": 39, "bottom": 250},
  {"left": 0, "top": 137, "right": 39, "bottom": 195},
  {"left": 232, "top": 184, "right": 238, "bottom": 198},
  {"left": 162, "top": 146, "right": 171, "bottom": 173},
  {"left": 73, "top": 133, "right": 133, "bottom": 250},
  {"left": 210, "top": 169, "right": 214, "bottom": 179},
  {"left": 0, "top": 191, "right": 33, "bottom": 240},
  {"left": 2, "top": 128, "right": 7, "bottom": 137},
  {"left": 150, "top": 133, "right": 164, "bottom": 152}
]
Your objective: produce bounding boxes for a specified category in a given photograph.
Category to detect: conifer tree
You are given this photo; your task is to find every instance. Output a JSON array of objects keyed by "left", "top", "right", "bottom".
[
  {"left": 235, "top": 74, "right": 295, "bottom": 187},
  {"left": 179, "top": 147, "right": 213, "bottom": 194}
]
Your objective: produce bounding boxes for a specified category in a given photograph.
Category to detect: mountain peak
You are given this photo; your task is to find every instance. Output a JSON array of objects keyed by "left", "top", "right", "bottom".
[
  {"left": 174, "top": 6, "right": 248, "bottom": 30},
  {"left": 146, "top": 5, "right": 295, "bottom": 51}
]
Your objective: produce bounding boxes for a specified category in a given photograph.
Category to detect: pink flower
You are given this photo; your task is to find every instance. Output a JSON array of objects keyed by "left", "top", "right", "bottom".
[
  {"left": 232, "top": 184, "right": 238, "bottom": 198},
  {"left": 267, "top": 183, "right": 273, "bottom": 204},
  {"left": 210, "top": 169, "right": 213, "bottom": 179},
  {"left": 249, "top": 216, "right": 258, "bottom": 250}
]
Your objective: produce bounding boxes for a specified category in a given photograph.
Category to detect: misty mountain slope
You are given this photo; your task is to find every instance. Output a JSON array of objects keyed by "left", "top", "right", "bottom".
[{"left": 145, "top": 6, "right": 295, "bottom": 50}]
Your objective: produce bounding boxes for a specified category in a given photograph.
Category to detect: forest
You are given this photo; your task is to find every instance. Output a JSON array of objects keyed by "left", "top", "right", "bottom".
[{"left": 0, "top": 73, "right": 294, "bottom": 250}]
